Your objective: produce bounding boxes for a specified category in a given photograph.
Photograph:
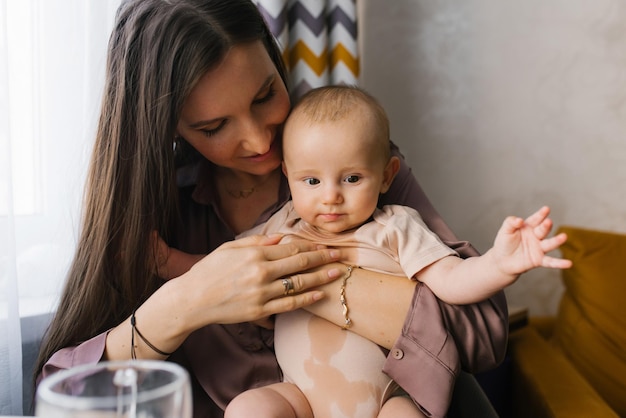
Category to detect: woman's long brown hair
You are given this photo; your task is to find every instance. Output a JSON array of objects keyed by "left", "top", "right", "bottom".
[{"left": 34, "top": 0, "right": 287, "bottom": 385}]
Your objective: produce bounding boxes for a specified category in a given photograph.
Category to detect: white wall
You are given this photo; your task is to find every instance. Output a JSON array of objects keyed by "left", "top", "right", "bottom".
[{"left": 360, "top": 0, "right": 626, "bottom": 315}]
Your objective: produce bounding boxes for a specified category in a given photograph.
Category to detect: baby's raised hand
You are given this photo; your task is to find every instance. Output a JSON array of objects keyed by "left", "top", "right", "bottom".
[{"left": 493, "top": 206, "right": 572, "bottom": 275}]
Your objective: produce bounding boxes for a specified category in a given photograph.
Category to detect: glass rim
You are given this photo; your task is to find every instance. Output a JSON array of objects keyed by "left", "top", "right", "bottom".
[{"left": 36, "top": 360, "right": 189, "bottom": 410}]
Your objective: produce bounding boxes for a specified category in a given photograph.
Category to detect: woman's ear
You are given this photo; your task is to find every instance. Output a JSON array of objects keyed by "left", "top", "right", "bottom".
[{"left": 380, "top": 156, "right": 400, "bottom": 193}]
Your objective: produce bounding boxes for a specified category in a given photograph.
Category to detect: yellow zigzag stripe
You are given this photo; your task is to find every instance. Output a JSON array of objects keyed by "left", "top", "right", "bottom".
[
  {"left": 288, "top": 40, "right": 359, "bottom": 77},
  {"left": 289, "top": 41, "right": 328, "bottom": 76},
  {"left": 330, "top": 43, "right": 360, "bottom": 77}
]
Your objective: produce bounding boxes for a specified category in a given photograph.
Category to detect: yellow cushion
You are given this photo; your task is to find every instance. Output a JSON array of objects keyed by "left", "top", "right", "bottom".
[
  {"left": 554, "top": 226, "right": 626, "bottom": 416},
  {"left": 509, "top": 327, "right": 619, "bottom": 418}
]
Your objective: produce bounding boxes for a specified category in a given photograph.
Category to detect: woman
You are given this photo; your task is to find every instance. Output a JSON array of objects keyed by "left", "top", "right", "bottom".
[{"left": 34, "top": 1, "right": 507, "bottom": 417}]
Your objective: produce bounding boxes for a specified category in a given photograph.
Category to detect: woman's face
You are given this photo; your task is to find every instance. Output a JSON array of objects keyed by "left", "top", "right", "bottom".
[{"left": 177, "top": 41, "right": 290, "bottom": 175}]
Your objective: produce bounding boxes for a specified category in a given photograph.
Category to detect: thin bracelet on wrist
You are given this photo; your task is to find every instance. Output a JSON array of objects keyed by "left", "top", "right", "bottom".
[{"left": 130, "top": 310, "right": 174, "bottom": 359}]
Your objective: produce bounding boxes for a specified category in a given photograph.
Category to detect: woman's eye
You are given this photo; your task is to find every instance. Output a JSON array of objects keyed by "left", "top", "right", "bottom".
[
  {"left": 345, "top": 175, "right": 360, "bottom": 183},
  {"left": 304, "top": 178, "right": 320, "bottom": 186},
  {"left": 202, "top": 120, "right": 227, "bottom": 137},
  {"left": 253, "top": 85, "right": 276, "bottom": 105}
]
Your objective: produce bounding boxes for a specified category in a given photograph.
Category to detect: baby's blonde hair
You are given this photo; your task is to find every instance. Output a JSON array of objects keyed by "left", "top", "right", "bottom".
[{"left": 286, "top": 85, "right": 391, "bottom": 161}]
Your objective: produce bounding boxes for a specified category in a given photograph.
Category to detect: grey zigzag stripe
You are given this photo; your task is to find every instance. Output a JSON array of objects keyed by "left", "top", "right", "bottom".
[
  {"left": 287, "top": 3, "right": 326, "bottom": 36},
  {"left": 288, "top": 3, "right": 357, "bottom": 38},
  {"left": 257, "top": 2, "right": 357, "bottom": 39},
  {"left": 290, "top": 79, "right": 314, "bottom": 100},
  {"left": 325, "top": 5, "right": 357, "bottom": 38},
  {"left": 255, "top": 3, "right": 287, "bottom": 37}
]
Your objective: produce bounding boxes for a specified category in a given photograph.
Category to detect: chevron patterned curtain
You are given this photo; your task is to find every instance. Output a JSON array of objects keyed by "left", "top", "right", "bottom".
[{"left": 254, "top": 0, "right": 359, "bottom": 100}]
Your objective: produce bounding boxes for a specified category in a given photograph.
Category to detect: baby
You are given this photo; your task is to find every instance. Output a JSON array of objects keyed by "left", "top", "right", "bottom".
[{"left": 223, "top": 85, "right": 571, "bottom": 418}]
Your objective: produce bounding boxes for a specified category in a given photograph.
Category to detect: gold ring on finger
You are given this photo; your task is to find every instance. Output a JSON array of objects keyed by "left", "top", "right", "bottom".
[{"left": 282, "top": 278, "right": 295, "bottom": 295}]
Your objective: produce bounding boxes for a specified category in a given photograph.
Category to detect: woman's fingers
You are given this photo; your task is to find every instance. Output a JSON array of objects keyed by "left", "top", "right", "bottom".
[
  {"left": 262, "top": 238, "right": 337, "bottom": 262},
  {"left": 213, "top": 235, "right": 341, "bottom": 290},
  {"left": 272, "top": 266, "right": 344, "bottom": 299},
  {"left": 257, "top": 238, "right": 342, "bottom": 295},
  {"left": 220, "top": 233, "right": 283, "bottom": 249},
  {"left": 224, "top": 234, "right": 339, "bottom": 264},
  {"left": 197, "top": 236, "right": 345, "bottom": 323},
  {"left": 263, "top": 289, "right": 326, "bottom": 315}
]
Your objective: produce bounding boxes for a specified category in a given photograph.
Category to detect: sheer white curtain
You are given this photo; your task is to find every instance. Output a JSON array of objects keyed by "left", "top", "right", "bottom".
[
  {"left": 0, "top": 1, "right": 120, "bottom": 414},
  {"left": 1, "top": 0, "right": 357, "bottom": 415}
]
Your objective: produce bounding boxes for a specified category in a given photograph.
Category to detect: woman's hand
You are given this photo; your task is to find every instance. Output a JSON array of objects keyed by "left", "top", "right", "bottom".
[
  {"left": 105, "top": 234, "right": 343, "bottom": 361},
  {"left": 171, "top": 233, "right": 344, "bottom": 332}
]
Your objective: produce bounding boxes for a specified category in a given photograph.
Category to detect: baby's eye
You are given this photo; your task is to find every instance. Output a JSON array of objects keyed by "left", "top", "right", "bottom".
[
  {"left": 344, "top": 175, "right": 360, "bottom": 183},
  {"left": 304, "top": 178, "right": 320, "bottom": 186}
]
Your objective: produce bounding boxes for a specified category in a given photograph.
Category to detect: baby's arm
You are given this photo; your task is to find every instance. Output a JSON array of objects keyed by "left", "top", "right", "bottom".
[
  {"left": 417, "top": 206, "right": 572, "bottom": 304},
  {"left": 152, "top": 232, "right": 204, "bottom": 280},
  {"left": 161, "top": 247, "right": 205, "bottom": 280}
]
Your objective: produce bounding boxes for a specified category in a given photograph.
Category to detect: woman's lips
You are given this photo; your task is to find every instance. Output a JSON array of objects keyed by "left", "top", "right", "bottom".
[{"left": 246, "top": 140, "right": 279, "bottom": 163}]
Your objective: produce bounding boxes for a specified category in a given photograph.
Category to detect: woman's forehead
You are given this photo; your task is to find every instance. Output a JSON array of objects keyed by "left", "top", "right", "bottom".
[{"left": 181, "top": 42, "right": 277, "bottom": 118}]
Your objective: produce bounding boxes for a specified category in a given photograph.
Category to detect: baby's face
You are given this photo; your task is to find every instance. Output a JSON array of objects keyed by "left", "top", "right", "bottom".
[{"left": 282, "top": 113, "right": 391, "bottom": 234}]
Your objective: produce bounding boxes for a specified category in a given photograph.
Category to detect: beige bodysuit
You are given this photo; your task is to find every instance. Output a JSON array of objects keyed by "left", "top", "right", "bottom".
[{"left": 242, "top": 202, "right": 457, "bottom": 417}]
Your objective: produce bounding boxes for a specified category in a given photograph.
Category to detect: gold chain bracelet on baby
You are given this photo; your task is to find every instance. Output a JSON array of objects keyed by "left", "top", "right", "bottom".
[{"left": 340, "top": 265, "right": 358, "bottom": 330}]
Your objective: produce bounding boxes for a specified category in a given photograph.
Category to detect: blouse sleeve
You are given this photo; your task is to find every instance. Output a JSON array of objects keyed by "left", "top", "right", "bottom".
[
  {"left": 36, "top": 331, "right": 108, "bottom": 385},
  {"left": 379, "top": 143, "right": 509, "bottom": 417}
]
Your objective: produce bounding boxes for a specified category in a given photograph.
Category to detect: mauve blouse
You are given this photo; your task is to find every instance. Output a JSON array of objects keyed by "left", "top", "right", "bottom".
[{"left": 40, "top": 144, "right": 508, "bottom": 418}]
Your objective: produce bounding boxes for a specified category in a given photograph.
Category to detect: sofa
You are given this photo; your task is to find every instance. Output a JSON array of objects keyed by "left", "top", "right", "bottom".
[{"left": 507, "top": 226, "right": 626, "bottom": 417}]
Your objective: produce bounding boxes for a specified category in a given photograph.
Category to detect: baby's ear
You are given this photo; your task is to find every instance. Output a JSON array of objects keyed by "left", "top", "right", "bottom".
[
  {"left": 282, "top": 161, "right": 288, "bottom": 177},
  {"left": 380, "top": 156, "right": 401, "bottom": 193}
]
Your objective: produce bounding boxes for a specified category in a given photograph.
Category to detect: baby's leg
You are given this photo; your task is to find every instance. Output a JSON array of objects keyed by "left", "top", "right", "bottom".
[
  {"left": 224, "top": 382, "right": 313, "bottom": 418},
  {"left": 378, "top": 395, "right": 428, "bottom": 418}
]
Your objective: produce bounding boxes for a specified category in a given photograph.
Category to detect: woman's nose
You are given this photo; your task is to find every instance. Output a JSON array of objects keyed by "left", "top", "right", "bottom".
[{"left": 240, "top": 116, "right": 272, "bottom": 154}]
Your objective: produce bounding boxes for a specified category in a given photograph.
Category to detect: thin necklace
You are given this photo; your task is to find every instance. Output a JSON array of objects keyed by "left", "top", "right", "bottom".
[
  {"left": 226, "top": 186, "right": 257, "bottom": 199},
  {"left": 223, "top": 172, "right": 276, "bottom": 199}
]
